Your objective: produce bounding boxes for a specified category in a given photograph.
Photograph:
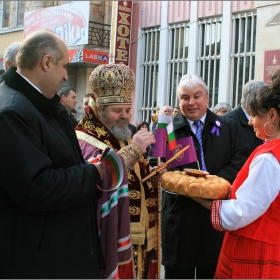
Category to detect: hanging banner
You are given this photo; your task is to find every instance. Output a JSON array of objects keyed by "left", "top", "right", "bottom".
[
  {"left": 263, "top": 50, "right": 280, "bottom": 84},
  {"left": 68, "top": 49, "right": 109, "bottom": 64},
  {"left": 111, "top": 1, "right": 133, "bottom": 65},
  {"left": 24, "top": 1, "right": 89, "bottom": 47}
]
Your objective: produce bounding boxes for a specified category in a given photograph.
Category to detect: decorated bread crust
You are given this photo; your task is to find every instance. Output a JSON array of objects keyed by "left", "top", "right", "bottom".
[{"left": 161, "top": 171, "right": 231, "bottom": 199}]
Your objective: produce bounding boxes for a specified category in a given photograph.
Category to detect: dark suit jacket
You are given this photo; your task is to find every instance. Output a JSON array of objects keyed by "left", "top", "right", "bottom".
[
  {"left": 69, "top": 111, "right": 78, "bottom": 128},
  {"left": 223, "top": 104, "right": 263, "bottom": 155},
  {"left": 0, "top": 67, "right": 105, "bottom": 278},
  {"left": 161, "top": 109, "right": 250, "bottom": 268}
]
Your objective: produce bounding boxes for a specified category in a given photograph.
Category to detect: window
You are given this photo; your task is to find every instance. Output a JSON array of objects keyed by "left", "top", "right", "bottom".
[
  {"left": 138, "top": 27, "right": 160, "bottom": 123},
  {"left": 166, "top": 23, "right": 189, "bottom": 108},
  {"left": 197, "top": 17, "right": 222, "bottom": 110},
  {"left": 17, "top": 1, "right": 24, "bottom": 26},
  {"left": 230, "top": 12, "right": 257, "bottom": 107},
  {"left": 1, "top": 1, "right": 25, "bottom": 29}
]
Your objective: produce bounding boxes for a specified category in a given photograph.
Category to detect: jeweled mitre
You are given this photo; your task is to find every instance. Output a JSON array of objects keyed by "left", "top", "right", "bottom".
[{"left": 89, "top": 63, "right": 135, "bottom": 105}]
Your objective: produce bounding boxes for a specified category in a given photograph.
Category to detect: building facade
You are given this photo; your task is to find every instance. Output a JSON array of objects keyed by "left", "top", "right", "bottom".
[{"left": 1, "top": 1, "right": 280, "bottom": 124}]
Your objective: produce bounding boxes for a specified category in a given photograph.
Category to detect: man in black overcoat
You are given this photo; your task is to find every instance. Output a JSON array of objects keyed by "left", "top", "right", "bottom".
[
  {"left": 0, "top": 30, "right": 106, "bottom": 278},
  {"left": 161, "top": 74, "right": 250, "bottom": 279},
  {"left": 223, "top": 80, "right": 267, "bottom": 155}
]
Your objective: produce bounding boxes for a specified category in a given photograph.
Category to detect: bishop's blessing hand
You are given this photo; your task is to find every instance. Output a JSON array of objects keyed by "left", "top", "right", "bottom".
[{"left": 132, "top": 129, "right": 156, "bottom": 154}]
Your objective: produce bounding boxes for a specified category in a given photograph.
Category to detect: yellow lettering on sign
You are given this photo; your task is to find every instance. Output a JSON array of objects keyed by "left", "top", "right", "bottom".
[
  {"left": 119, "top": 6, "right": 131, "bottom": 12},
  {"left": 119, "top": 12, "right": 130, "bottom": 25},
  {"left": 116, "top": 49, "right": 128, "bottom": 62},
  {"left": 117, "top": 37, "right": 129, "bottom": 49},
  {"left": 117, "top": 25, "right": 130, "bottom": 37}
]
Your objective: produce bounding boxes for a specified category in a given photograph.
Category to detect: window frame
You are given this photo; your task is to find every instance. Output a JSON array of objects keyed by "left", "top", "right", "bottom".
[
  {"left": 166, "top": 22, "right": 190, "bottom": 109},
  {"left": 138, "top": 27, "right": 160, "bottom": 123},
  {"left": 0, "top": 1, "right": 25, "bottom": 29},
  {"left": 229, "top": 11, "right": 257, "bottom": 107},
  {"left": 197, "top": 16, "right": 222, "bottom": 110}
]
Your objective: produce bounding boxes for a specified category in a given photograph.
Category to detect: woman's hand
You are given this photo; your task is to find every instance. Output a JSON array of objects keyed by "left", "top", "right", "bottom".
[{"left": 190, "top": 197, "right": 213, "bottom": 210}]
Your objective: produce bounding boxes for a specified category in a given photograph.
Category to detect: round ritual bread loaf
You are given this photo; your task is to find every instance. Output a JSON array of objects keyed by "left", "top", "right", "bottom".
[{"left": 161, "top": 170, "right": 231, "bottom": 199}]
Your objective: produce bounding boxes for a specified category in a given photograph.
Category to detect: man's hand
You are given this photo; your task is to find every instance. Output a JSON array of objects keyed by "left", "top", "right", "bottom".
[
  {"left": 150, "top": 162, "right": 167, "bottom": 183},
  {"left": 132, "top": 129, "right": 155, "bottom": 154},
  {"left": 93, "top": 162, "right": 104, "bottom": 180}
]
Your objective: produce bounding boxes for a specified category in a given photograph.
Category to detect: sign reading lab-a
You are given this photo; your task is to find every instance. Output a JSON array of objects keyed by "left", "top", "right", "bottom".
[{"left": 68, "top": 49, "right": 109, "bottom": 65}]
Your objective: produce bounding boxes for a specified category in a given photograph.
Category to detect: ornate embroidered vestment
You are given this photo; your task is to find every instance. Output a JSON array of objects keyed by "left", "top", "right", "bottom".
[{"left": 76, "top": 104, "right": 158, "bottom": 278}]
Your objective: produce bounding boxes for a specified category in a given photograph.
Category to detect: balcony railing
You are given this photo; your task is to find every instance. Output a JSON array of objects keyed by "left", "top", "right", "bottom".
[{"left": 88, "top": 21, "right": 111, "bottom": 49}]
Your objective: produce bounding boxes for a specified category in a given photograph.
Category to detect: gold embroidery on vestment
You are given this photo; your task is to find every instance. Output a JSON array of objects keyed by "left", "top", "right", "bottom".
[
  {"left": 147, "top": 180, "right": 153, "bottom": 190},
  {"left": 95, "top": 126, "right": 108, "bottom": 138},
  {"left": 146, "top": 198, "right": 156, "bottom": 207},
  {"left": 130, "top": 190, "right": 141, "bottom": 200},
  {"left": 130, "top": 206, "right": 140, "bottom": 215},
  {"left": 104, "top": 140, "right": 113, "bottom": 148},
  {"left": 149, "top": 212, "right": 157, "bottom": 222},
  {"left": 127, "top": 170, "right": 134, "bottom": 181},
  {"left": 118, "top": 144, "right": 141, "bottom": 170},
  {"left": 83, "top": 121, "right": 94, "bottom": 130}
]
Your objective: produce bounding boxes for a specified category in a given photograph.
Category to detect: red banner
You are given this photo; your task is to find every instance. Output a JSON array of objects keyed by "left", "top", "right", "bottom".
[
  {"left": 263, "top": 50, "right": 280, "bottom": 84},
  {"left": 0, "top": 57, "right": 3, "bottom": 69},
  {"left": 68, "top": 49, "right": 109, "bottom": 64},
  {"left": 114, "top": 1, "right": 133, "bottom": 66},
  {"left": 24, "top": 2, "right": 89, "bottom": 47}
]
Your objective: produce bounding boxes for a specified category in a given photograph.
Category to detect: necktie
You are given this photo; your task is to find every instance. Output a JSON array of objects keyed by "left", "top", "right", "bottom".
[{"left": 194, "top": 120, "right": 207, "bottom": 171}]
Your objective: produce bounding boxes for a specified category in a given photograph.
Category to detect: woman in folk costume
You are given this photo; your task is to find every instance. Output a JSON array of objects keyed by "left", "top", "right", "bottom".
[
  {"left": 193, "top": 69, "right": 280, "bottom": 279},
  {"left": 75, "top": 63, "right": 165, "bottom": 279}
]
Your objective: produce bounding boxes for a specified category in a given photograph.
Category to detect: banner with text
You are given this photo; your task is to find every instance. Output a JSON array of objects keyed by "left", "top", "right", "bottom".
[
  {"left": 263, "top": 50, "right": 280, "bottom": 84},
  {"left": 24, "top": 1, "right": 89, "bottom": 47},
  {"left": 112, "top": 1, "right": 133, "bottom": 66},
  {"left": 68, "top": 49, "right": 109, "bottom": 64}
]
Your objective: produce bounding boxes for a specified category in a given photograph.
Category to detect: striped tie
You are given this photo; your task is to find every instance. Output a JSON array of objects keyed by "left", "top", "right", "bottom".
[{"left": 194, "top": 120, "right": 207, "bottom": 171}]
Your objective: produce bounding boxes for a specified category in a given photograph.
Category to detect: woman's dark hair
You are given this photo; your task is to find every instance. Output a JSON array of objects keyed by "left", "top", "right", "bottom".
[
  {"left": 136, "top": 121, "right": 150, "bottom": 131},
  {"left": 247, "top": 69, "right": 280, "bottom": 116}
]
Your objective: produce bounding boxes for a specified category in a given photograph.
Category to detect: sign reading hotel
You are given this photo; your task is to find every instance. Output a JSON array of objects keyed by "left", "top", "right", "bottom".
[
  {"left": 263, "top": 50, "right": 280, "bottom": 84},
  {"left": 113, "top": 1, "right": 133, "bottom": 65},
  {"left": 24, "top": 1, "right": 89, "bottom": 47}
]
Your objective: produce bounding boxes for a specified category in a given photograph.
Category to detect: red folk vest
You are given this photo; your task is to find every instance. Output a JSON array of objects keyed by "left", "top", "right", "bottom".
[{"left": 230, "top": 138, "right": 280, "bottom": 245}]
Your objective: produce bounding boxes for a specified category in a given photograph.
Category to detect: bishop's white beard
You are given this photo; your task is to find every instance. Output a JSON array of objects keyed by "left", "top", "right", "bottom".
[
  {"left": 99, "top": 110, "right": 132, "bottom": 141},
  {"left": 110, "top": 124, "right": 132, "bottom": 141}
]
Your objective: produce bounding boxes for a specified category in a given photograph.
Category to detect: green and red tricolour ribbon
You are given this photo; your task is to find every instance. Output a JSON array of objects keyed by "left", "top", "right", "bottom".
[{"left": 89, "top": 148, "right": 124, "bottom": 192}]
